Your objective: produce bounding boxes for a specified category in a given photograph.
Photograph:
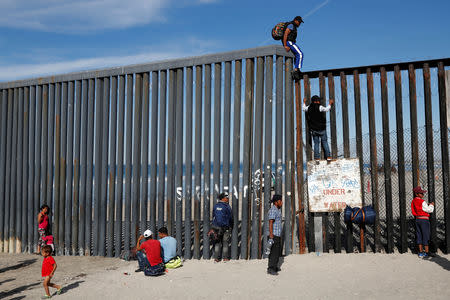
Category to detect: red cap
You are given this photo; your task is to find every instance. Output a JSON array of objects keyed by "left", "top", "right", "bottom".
[{"left": 413, "top": 186, "right": 427, "bottom": 194}]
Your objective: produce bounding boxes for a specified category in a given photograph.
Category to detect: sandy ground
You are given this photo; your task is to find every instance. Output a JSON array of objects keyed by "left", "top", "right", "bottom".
[{"left": 1, "top": 252, "right": 449, "bottom": 300}]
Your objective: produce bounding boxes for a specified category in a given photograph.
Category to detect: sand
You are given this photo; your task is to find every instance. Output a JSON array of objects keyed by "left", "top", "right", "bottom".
[{"left": 1, "top": 252, "right": 449, "bottom": 300}]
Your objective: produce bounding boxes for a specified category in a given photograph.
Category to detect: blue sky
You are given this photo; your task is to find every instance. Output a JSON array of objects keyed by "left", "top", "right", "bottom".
[{"left": 0, "top": 0, "right": 449, "bottom": 81}]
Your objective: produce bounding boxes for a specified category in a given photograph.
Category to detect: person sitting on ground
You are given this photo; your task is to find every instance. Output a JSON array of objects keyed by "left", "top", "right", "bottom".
[
  {"left": 135, "top": 229, "right": 165, "bottom": 276},
  {"left": 303, "top": 95, "right": 334, "bottom": 162},
  {"left": 211, "top": 192, "right": 233, "bottom": 262},
  {"left": 41, "top": 245, "right": 62, "bottom": 299},
  {"left": 411, "top": 186, "right": 434, "bottom": 258},
  {"left": 158, "top": 227, "right": 182, "bottom": 269}
]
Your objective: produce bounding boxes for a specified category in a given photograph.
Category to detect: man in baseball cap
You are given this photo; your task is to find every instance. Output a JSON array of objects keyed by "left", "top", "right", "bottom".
[
  {"left": 135, "top": 229, "right": 165, "bottom": 275},
  {"left": 411, "top": 186, "right": 434, "bottom": 258}
]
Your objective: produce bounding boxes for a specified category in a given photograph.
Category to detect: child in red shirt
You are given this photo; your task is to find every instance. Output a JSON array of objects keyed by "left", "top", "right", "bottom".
[
  {"left": 41, "top": 245, "right": 62, "bottom": 298},
  {"left": 411, "top": 186, "right": 434, "bottom": 258}
]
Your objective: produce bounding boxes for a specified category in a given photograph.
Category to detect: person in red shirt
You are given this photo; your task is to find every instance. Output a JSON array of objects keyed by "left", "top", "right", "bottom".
[
  {"left": 37, "top": 205, "right": 50, "bottom": 254},
  {"left": 41, "top": 245, "right": 62, "bottom": 298},
  {"left": 135, "top": 229, "right": 165, "bottom": 276},
  {"left": 411, "top": 186, "right": 434, "bottom": 258}
]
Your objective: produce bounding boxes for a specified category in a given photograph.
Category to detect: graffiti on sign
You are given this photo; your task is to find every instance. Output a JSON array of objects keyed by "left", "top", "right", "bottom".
[{"left": 307, "top": 158, "right": 362, "bottom": 212}]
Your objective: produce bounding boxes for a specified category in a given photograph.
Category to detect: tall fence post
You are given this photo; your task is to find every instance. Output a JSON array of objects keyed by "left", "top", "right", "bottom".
[
  {"left": 175, "top": 68, "right": 184, "bottom": 256},
  {"left": 185, "top": 67, "right": 193, "bottom": 259},
  {"left": 194, "top": 65, "right": 202, "bottom": 259}
]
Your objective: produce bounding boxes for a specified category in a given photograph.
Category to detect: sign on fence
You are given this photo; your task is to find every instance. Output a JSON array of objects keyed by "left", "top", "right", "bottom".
[{"left": 307, "top": 158, "right": 362, "bottom": 212}]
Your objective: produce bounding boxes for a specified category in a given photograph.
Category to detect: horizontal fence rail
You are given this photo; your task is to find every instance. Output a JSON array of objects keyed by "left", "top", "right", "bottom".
[{"left": 0, "top": 46, "right": 449, "bottom": 259}]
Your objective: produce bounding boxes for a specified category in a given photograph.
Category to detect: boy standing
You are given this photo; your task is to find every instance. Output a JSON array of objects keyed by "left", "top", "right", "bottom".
[
  {"left": 41, "top": 245, "right": 62, "bottom": 299},
  {"left": 267, "top": 194, "right": 283, "bottom": 275},
  {"left": 211, "top": 192, "right": 233, "bottom": 262},
  {"left": 411, "top": 186, "right": 434, "bottom": 258},
  {"left": 282, "top": 16, "right": 304, "bottom": 81}
]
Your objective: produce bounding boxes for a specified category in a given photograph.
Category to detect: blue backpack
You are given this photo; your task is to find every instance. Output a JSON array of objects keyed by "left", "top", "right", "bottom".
[{"left": 213, "top": 202, "right": 232, "bottom": 228}]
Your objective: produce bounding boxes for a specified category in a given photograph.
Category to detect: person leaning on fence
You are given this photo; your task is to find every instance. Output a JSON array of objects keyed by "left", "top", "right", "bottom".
[
  {"left": 135, "top": 230, "right": 165, "bottom": 276},
  {"left": 267, "top": 194, "right": 283, "bottom": 276},
  {"left": 411, "top": 186, "right": 435, "bottom": 258},
  {"left": 158, "top": 227, "right": 182, "bottom": 269},
  {"left": 303, "top": 95, "right": 334, "bottom": 162},
  {"left": 210, "top": 192, "right": 233, "bottom": 262}
]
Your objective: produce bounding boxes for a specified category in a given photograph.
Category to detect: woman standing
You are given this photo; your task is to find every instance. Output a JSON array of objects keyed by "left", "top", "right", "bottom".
[{"left": 37, "top": 204, "right": 50, "bottom": 254}]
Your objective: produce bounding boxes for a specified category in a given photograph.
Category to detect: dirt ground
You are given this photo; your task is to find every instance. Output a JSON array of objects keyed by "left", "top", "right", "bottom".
[{"left": 1, "top": 252, "right": 449, "bottom": 300}]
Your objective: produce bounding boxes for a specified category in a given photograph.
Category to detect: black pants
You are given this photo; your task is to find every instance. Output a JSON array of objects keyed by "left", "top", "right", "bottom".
[{"left": 268, "top": 236, "right": 282, "bottom": 271}]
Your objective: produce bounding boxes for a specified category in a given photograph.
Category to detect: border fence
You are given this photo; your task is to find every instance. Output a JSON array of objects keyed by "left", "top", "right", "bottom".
[{"left": 0, "top": 45, "right": 448, "bottom": 258}]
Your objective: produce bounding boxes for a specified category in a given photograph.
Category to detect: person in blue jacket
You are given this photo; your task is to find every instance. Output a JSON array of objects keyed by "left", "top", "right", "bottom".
[{"left": 211, "top": 192, "right": 233, "bottom": 262}]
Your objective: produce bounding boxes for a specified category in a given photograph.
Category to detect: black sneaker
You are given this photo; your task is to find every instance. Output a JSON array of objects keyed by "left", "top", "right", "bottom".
[
  {"left": 267, "top": 269, "right": 278, "bottom": 276},
  {"left": 291, "top": 69, "right": 302, "bottom": 81},
  {"left": 135, "top": 268, "right": 143, "bottom": 272}
]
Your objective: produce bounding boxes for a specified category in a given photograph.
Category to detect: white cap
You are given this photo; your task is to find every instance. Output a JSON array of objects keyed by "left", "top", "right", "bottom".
[{"left": 143, "top": 229, "right": 152, "bottom": 238}]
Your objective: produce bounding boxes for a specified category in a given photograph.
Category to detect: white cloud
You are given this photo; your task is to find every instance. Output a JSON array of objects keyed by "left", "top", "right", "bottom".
[{"left": 0, "top": 0, "right": 217, "bottom": 33}]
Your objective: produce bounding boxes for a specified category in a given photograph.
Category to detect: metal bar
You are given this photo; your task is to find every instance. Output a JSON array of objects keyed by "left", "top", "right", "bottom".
[
  {"left": 367, "top": 68, "right": 381, "bottom": 252},
  {"left": 394, "top": 66, "right": 407, "bottom": 253},
  {"left": 0, "top": 90, "right": 8, "bottom": 252},
  {"left": 437, "top": 62, "right": 449, "bottom": 254},
  {"left": 93, "top": 78, "right": 103, "bottom": 256},
  {"left": 203, "top": 64, "right": 212, "bottom": 259},
  {"left": 99, "top": 76, "right": 110, "bottom": 256},
  {"left": 185, "top": 66, "right": 193, "bottom": 259},
  {"left": 175, "top": 68, "right": 184, "bottom": 256},
  {"left": 265, "top": 56, "right": 275, "bottom": 255},
  {"left": 423, "top": 63, "right": 436, "bottom": 252},
  {"left": 285, "top": 57, "right": 294, "bottom": 255},
  {"left": 47, "top": 84, "right": 55, "bottom": 246},
  {"left": 4, "top": 89, "right": 13, "bottom": 252},
  {"left": 380, "top": 67, "right": 393, "bottom": 253},
  {"left": 21, "top": 87, "right": 29, "bottom": 252},
  {"left": 242, "top": 58, "right": 254, "bottom": 259},
  {"left": 408, "top": 65, "right": 420, "bottom": 187},
  {"left": 79, "top": 79, "right": 88, "bottom": 255},
  {"left": 167, "top": 70, "right": 176, "bottom": 236},
  {"left": 295, "top": 64, "right": 306, "bottom": 254},
  {"left": 124, "top": 74, "right": 133, "bottom": 253},
  {"left": 149, "top": 71, "right": 158, "bottom": 236},
  {"left": 58, "top": 82, "right": 67, "bottom": 255},
  {"left": 132, "top": 74, "right": 142, "bottom": 245},
  {"left": 115, "top": 75, "right": 125, "bottom": 257},
  {"left": 9, "top": 88, "right": 19, "bottom": 253},
  {"left": 65, "top": 81, "right": 75, "bottom": 255},
  {"left": 213, "top": 63, "right": 222, "bottom": 202},
  {"left": 85, "top": 79, "right": 95, "bottom": 255},
  {"left": 53, "top": 84, "right": 60, "bottom": 253},
  {"left": 275, "top": 56, "right": 283, "bottom": 195},
  {"left": 34, "top": 85, "right": 42, "bottom": 252},
  {"left": 16, "top": 88, "right": 24, "bottom": 252},
  {"left": 0, "top": 46, "right": 292, "bottom": 89},
  {"left": 223, "top": 61, "right": 232, "bottom": 196},
  {"left": 73, "top": 80, "right": 82, "bottom": 255},
  {"left": 251, "top": 56, "right": 264, "bottom": 259},
  {"left": 140, "top": 73, "right": 149, "bottom": 236},
  {"left": 353, "top": 70, "right": 366, "bottom": 252},
  {"left": 157, "top": 71, "right": 167, "bottom": 231},
  {"left": 194, "top": 65, "right": 202, "bottom": 259},
  {"left": 40, "top": 85, "right": 48, "bottom": 209},
  {"left": 231, "top": 60, "right": 242, "bottom": 259},
  {"left": 304, "top": 75, "right": 314, "bottom": 252},
  {"left": 107, "top": 76, "right": 117, "bottom": 257},
  {"left": 319, "top": 73, "right": 328, "bottom": 252}
]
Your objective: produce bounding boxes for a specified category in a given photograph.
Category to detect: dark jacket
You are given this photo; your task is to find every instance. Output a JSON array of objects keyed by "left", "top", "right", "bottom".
[
  {"left": 286, "top": 21, "right": 298, "bottom": 43},
  {"left": 212, "top": 201, "right": 233, "bottom": 228},
  {"left": 307, "top": 102, "right": 327, "bottom": 131}
]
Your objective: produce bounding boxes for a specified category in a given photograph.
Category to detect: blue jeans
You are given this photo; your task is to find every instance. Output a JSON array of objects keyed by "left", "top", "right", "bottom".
[
  {"left": 311, "top": 129, "right": 331, "bottom": 160},
  {"left": 136, "top": 251, "right": 151, "bottom": 270}
]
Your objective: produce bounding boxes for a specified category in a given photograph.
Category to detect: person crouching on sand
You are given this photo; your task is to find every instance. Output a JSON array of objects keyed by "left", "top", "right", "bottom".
[
  {"left": 41, "top": 245, "right": 62, "bottom": 299},
  {"left": 135, "top": 230, "right": 165, "bottom": 276}
]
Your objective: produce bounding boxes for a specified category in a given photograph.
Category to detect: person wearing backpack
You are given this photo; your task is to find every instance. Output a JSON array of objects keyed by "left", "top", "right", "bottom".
[
  {"left": 282, "top": 16, "right": 304, "bottom": 80},
  {"left": 210, "top": 192, "right": 233, "bottom": 262},
  {"left": 303, "top": 95, "right": 334, "bottom": 162}
]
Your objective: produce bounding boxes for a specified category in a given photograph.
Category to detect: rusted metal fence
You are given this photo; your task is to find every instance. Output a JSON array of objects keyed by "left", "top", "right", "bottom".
[{"left": 0, "top": 46, "right": 448, "bottom": 258}]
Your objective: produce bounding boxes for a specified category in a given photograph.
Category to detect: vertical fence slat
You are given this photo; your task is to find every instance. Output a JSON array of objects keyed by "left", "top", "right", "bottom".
[
  {"left": 367, "top": 68, "right": 381, "bottom": 252},
  {"left": 65, "top": 81, "right": 75, "bottom": 255},
  {"left": 93, "top": 78, "right": 103, "bottom": 256},
  {"left": 213, "top": 63, "right": 222, "bottom": 201},
  {"left": 231, "top": 61, "right": 241, "bottom": 259},
  {"left": 59, "top": 82, "right": 67, "bottom": 254},
  {"left": 394, "top": 66, "right": 407, "bottom": 253},
  {"left": 0, "top": 90, "right": 8, "bottom": 252},
  {"left": 15, "top": 88, "right": 23, "bottom": 252},
  {"left": 251, "top": 56, "right": 264, "bottom": 259},
  {"left": 319, "top": 72, "right": 328, "bottom": 252},
  {"left": 114, "top": 75, "right": 125, "bottom": 257},
  {"left": 157, "top": 71, "right": 167, "bottom": 230},
  {"left": 408, "top": 65, "right": 420, "bottom": 188},
  {"left": 223, "top": 62, "right": 232, "bottom": 196},
  {"left": 47, "top": 84, "right": 55, "bottom": 247},
  {"left": 9, "top": 88, "right": 19, "bottom": 253},
  {"left": 167, "top": 70, "right": 176, "bottom": 236},
  {"left": 423, "top": 63, "right": 436, "bottom": 252},
  {"left": 275, "top": 56, "right": 283, "bottom": 195},
  {"left": 194, "top": 65, "right": 203, "bottom": 259},
  {"left": 73, "top": 80, "right": 82, "bottom": 255},
  {"left": 53, "top": 84, "right": 60, "bottom": 253},
  {"left": 40, "top": 85, "right": 48, "bottom": 209},
  {"left": 4, "top": 89, "right": 13, "bottom": 252},
  {"left": 21, "top": 87, "right": 29, "bottom": 252},
  {"left": 175, "top": 68, "right": 184, "bottom": 256},
  {"left": 140, "top": 73, "right": 149, "bottom": 236},
  {"left": 285, "top": 57, "right": 294, "bottom": 255},
  {"left": 149, "top": 71, "right": 159, "bottom": 235},
  {"left": 353, "top": 70, "right": 366, "bottom": 252},
  {"left": 85, "top": 79, "right": 95, "bottom": 255},
  {"left": 185, "top": 66, "right": 193, "bottom": 258},
  {"left": 437, "top": 62, "right": 450, "bottom": 254},
  {"left": 132, "top": 74, "right": 142, "bottom": 245},
  {"left": 34, "top": 86, "right": 42, "bottom": 252},
  {"left": 107, "top": 76, "right": 117, "bottom": 257},
  {"left": 380, "top": 67, "right": 394, "bottom": 253},
  {"left": 124, "top": 74, "right": 133, "bottom": 252},
  {"left": 203, "top": 64, "right": 212, "bottom": 259},
  {"left": 242, "top": 58, "right": 254, "bottom": 259},
  {"left": 79, "top": 79, "right": 87, "bottom": 255}
]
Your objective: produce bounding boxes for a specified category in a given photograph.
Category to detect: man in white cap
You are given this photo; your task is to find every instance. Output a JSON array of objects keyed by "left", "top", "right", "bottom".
[{"left": 135, "top": 229, "right": 165, "bottom": 276}]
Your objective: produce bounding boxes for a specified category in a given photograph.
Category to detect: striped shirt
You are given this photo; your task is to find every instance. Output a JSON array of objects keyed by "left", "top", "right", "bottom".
[{"left": 267, "top": 205, "right": 282, "bottom": 237}]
